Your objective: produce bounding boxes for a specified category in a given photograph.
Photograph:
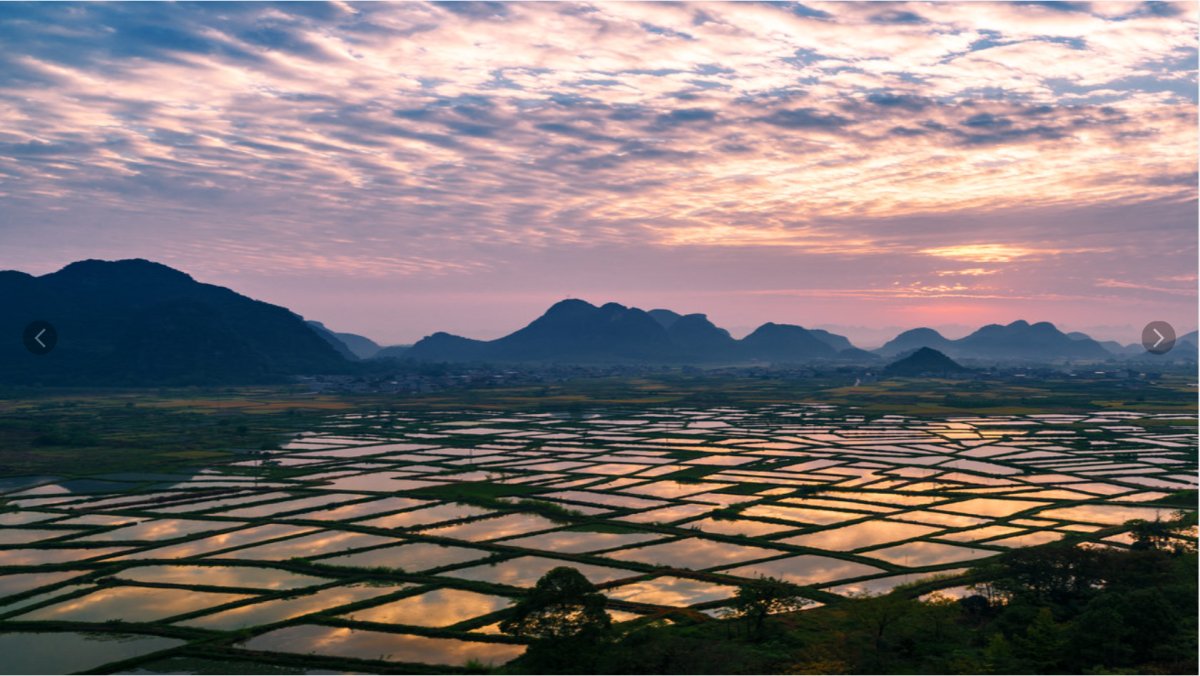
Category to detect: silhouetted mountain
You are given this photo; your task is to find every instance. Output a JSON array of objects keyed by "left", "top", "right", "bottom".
[
  {"left": 1069, "top": 331, "right": 1133, "bottom": 355},
  {"left": 401, "top": 301, "right": 1119, "bottom": 366},
  {"left": 957, "top": 320, "right": 1108, "bottom": 360},
  {"left": 877, "top": 328, "right": 955, "bottom": 357},
  {"left": 403, "top": 300, "right": 853, "bottom": 364},
  {"left": 404, "top": 331, "right": 488, "bottom": 361},
  {"left": 833, "top": 347, "right": 881, "bottom": 362},
  {"left": 737, "top": 323, "right": 836, "bottom": 361},
  {"left": 809, "top": 329, "right": 854, "bottom": 352},
  {"left": 1126, "top": 329, "right": 1199, "bottom": 362},
  {"left": 878, "top": 321, "right": 1109, "bottom": 361},
  {"left": 307, "top": 320, "right": 381, "bottom": 360},
  {"left": 647, "top": 309, "right": 683, "bottom": 330},
  {"left": 1082, "top": 338, "right": 1144, "bottom": 356},
  {"left": 487, "top": 300, "right": 676, "bottom": 361},
  {"left": 372, "top": 344, "right": 412, "bottom": 360},
  {"left": 666, "top": 314, "right": 738, "bottom": 359},
  {"left": 882, "top": 347, "right": 968, "bottom": 377},
  {"left": 307, "top": 321, "right": 356, "bottom": 360},
  {"left": 1169, "top": 333, "right": 1199, "bottom": 360},
  {"left": 0, "top": 259, "right": 348, "bottom": 385}
]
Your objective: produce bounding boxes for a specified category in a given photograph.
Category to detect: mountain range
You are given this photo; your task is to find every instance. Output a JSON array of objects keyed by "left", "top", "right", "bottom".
[
  {"left": 0, "top": 259, "right": 346, "bottom": 385},
  {"left": 401, "top": 299, "right": 869, "bottom": 364},
  {"left": 397, "top": 298, "right": 1196, "bottom": 365},
  {"left": 1, "top": 260, "right": 1194, "bottom": 385},
  {"left": 878, "top": 322, "right": 1198, "bottom": 362},
  {"left": 307, "top": 321, "right": 382, "bottom": 360}
]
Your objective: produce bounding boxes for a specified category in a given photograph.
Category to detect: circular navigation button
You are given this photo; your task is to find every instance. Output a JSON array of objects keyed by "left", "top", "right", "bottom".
[
  {"left": 1141, "top": 321, "right": 1175, "bottom": 355},
  {"left": 22, "top": 320, "right": 58, "bottom": 356}
]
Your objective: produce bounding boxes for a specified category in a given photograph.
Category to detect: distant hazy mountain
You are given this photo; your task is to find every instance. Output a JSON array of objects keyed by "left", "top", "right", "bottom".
[
  {"left": 666, "top": 314, "right": 738, "bottom": 360},
  {"left": 647, "top": 309, "right": 683, "bottom": 330},
  {"left": 404, "top": 331, "right": 488, "bottom": 361},
  {"left": 1170, "top": 331, "right": 1199, "bottom": 360},
  {"left": 372, "top": 344, "right": 412, "bottom": 360},
  {"left": 0, "top": 259, "right": 348, "bottom": 385},
  {"left": 958, "top": 321, "right": 1109, "bottom": 360},
  {"left": 738, "top": 322, "right": 836, "bottom": 361},
  {"left": 1125, "top": 329, "right": 1199, "bottom": 363},
  {"left": 833, "top": 347, "right": 881, "bottom": 362},
  {"left": 878, "top": 321, "right": 1109, "bottom": 361},
  {"left": 809, "top": 328, "right": 854, "bottom": 352},
  {"left": 877, "top": 328, "right": 955, "bottom": 357},
  {"left": 403, "top": 299, "right": 853, "bottom": 364},
  {"left": 306, "top": 320, "right": 382, "bottom": 360},
  {"left": 1068, "top": 331, "right": 1136, "bottom": 356},
  {"left": 882, "top": 347, "right": 969, "bottom": 377}
]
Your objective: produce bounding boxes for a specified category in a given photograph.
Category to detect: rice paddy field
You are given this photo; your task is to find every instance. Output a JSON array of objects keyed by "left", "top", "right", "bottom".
[{"left": 0, "top": 404, "right": 1195, "bottom": 673}]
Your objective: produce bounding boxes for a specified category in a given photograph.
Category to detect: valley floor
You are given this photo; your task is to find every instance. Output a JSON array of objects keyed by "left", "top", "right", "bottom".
[{"left": 0, "top": 380, "right": 1195, "bottom": 673}]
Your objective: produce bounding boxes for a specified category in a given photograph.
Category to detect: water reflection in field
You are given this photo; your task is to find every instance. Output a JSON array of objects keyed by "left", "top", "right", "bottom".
[
  {"left": 316, "top": 542, "right": 490, "bottom": 571},
  {"left": 722, "top": 555, "right": 885, "bottom": 586},
  {"left": 863, "top": 541, "right": 996, "bottom": 566},
  {"left": 604, "top": 537, "right": 784, "bottom": 569},
  {"left": 779, "top": 520, "right": 941, "bottom": 551},
  {"left": 15, "top": 585, "right": 252, "bottom": 622},
  {"left": 448, "top": 556, "right": 637, "bottom": 587},
  {"left": 497, "top": 528, "right": 665, "bottom": 553},
  {"left": 115, "top": 564, "right": 329, "bottom": 590},
  {"left": 343, "top": 588, "right": 510, "bottom": 627},
  {"left": 240, "top": 624, "right": 526, "bottom": 666},
  {"left": 0, "top": 632, "right": 184, "bottom": 675},
  {"left": 606, "top": 576, "right": 737, "bottom": 606},
  {"left": 1, "top": 405, "right": 1193, "bottom": 671},
  {"left": 181, "top": 582, "right": 409, "bottom": 630}
]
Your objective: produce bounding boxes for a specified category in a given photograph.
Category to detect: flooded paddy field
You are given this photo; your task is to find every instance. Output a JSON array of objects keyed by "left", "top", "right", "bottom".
[{"left": 0, "top": 405, "right": 1194, "bottom": 672}]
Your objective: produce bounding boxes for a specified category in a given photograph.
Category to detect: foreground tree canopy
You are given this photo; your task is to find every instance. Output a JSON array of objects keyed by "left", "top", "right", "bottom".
[
  {"left": 502, "top": 519, "right": 1197, "bottom": 675},
  {"left": 500, "top": 566, "right": 612, "bottom": 642}
]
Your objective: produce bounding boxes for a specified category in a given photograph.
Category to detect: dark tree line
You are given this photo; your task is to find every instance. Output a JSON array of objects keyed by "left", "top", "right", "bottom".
[{"left": 500, "top": 515, "right": 1197, "bottom": 674}]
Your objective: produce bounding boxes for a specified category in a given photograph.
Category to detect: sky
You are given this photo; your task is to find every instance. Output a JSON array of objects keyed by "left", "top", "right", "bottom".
[{"left": 0, "top": 1, "right": 1196, "bottom": 346}]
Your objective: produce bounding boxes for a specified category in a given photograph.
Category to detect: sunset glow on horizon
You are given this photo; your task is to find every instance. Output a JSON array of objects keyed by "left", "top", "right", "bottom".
[{"left": 0, "top": 1, "right": 1195, "bottom": 345}]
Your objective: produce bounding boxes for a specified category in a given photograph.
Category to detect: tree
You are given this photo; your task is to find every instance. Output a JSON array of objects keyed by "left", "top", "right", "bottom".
[
  {"left": 1129, "top": 513, "right": 1198, "bottom": 554},
  {"left": 728, "top": 575, "right": 810, "bottom": 640},
  {"left": 986, "top": 543, "right": 1108, "bottom": 604},
  {"left": 1012, "top": 607, "right": 1065, "bottom": 672},
  {"left": 856, "top": 592, "right": 912, "bottom": 665},
  {"left": 500, "top": 566, "right": 612, "bottom": 643}
]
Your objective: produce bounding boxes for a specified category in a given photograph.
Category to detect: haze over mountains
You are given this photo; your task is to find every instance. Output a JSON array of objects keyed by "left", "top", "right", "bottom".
[
  {"left": 399, "top": 299, "right": 871, "bottom": 364},
  {"left": 877, "top": 321, "right": 1114, "bottom": 361},
  {"left": 396, "top": 298, "right": 1197, "bottom": 365},
  {"left": 1, "top": 260, "right": 1194, "bottom": 385},
  {"left": 881, "top": 347, "right": 971, "bottom": 378}
]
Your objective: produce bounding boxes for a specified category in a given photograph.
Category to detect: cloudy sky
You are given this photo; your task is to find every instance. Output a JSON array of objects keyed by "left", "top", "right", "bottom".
[{"left": 0, "top": 1, "right": 1196, "bottom": 345}]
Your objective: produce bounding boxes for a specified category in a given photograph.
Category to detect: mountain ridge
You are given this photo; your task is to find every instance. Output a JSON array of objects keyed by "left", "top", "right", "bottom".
[
  {"left": 400, "top": 299, "right": 851, "bottom": 364},
  {"left": 0, "top": 259, "right": 349, "bottom": 385},
  {"left": 3, "top": 261, "right": 1190, "bottom": 380},
  {"left": 877, "top": 320, "right": 1111, "bottom": 361}
]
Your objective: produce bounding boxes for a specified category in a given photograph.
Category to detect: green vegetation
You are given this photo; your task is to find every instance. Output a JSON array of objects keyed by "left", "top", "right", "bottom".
[
  {"left": 0, "top": 387, "right": 354, "bottom": 475},
  {"left": 3, "top": 370, "right": 1192, "bottom": 477},
  {"left": 725, "top": 575, "right": 810, "bottom": 640},
  {"left": 501, "top": 567, "right": 614, "bottom": 673},
  {"left": 0, "top": 382, "right": 1194, "bottom": 675},
  {"left": 504, "top": 532, "right": 1198, "bottom": 674}
]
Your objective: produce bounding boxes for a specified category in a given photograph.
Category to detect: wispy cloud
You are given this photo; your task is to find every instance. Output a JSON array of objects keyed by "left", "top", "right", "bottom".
[
  {"left": 0, "top": 1, "right": 1194, "bottom": 341},
  {"left": 920, "top": 243, "right": 1108, "bottom": 263}
]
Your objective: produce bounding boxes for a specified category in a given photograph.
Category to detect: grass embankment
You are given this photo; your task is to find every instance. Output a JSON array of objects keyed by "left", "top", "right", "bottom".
[
  {"left": 1, "top": 371, "right": 1193, "bottom": 476},
  {"left": 0, "top": 387, "right": 355, "bottom": 476}
]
